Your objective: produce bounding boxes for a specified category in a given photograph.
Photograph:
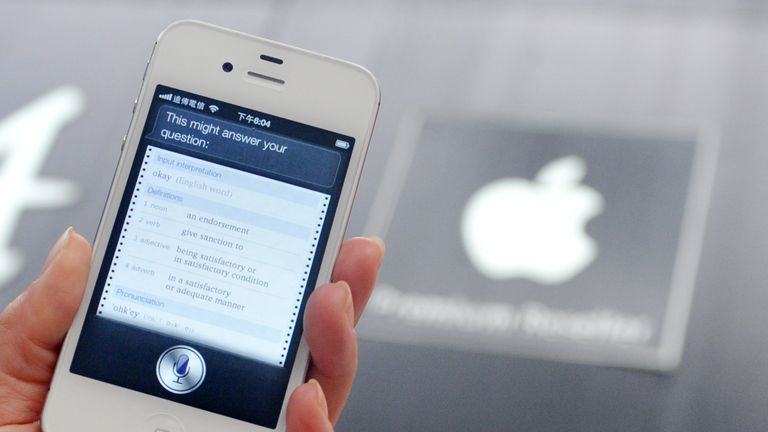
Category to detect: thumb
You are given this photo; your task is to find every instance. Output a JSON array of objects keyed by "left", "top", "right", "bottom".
[
  {"left": 286, "top": 380, "right": 334, "bottom": 432},
  {"left": 1, "top": 227, "right": 92, "bottom": 352}
]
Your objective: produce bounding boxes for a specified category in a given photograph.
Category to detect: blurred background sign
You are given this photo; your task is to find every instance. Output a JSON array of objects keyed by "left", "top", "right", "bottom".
[
  {"left": 2, "top": 1, "right": 768, "bottom": 431},
  {"left": 360, "top": 115, "right": 716, "bottom": 371}
]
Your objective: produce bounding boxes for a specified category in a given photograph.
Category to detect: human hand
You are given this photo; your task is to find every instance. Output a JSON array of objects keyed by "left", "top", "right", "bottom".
[{"left": 0, "top": 228, "right": 384, "bottom": 432}]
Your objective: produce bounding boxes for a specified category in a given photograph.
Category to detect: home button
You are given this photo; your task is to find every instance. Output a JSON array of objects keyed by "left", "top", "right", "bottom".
[{"left": 143, "top": 413, "right": 184, "bottom": 432}]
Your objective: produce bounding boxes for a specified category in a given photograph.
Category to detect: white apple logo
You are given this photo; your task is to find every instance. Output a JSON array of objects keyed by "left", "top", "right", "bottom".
[{"left": 461, "top": 156, "right": 604, "bottom": 285}]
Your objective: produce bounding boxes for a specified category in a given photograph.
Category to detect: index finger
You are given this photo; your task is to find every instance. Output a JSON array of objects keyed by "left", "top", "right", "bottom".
[{"left": 330, "top": 236, "right": 384, "bottom": 324}]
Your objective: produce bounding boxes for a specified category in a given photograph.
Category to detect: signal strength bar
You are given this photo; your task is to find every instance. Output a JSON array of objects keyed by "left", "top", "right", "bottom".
[{"left": 159, "top": 93, "right": 173, "bottom": 101}]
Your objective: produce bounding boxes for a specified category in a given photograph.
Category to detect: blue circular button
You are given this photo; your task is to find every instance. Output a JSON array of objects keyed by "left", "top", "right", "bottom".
[{"left": 156, "top": 345, "right": 206, "bottom": 394}]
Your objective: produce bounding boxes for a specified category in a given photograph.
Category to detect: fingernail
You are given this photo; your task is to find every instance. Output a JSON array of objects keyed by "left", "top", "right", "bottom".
[
  {"left": 308, "top": 379, "right": 328, "bottom": 417},
  {"left": 370, "top": 236, "right": 385, "bottom": 270},
  {"left": 43, "top": 227, "right": 74, "bottom": 272},
  {"left": 337, "top": 280, "right": 354, "bottom": 326},
  {"left": 370, "top": 236, "right": 385, "bottom": 255}
]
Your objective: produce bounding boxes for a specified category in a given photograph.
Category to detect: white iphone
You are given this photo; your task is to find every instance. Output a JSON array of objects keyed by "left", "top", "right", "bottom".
[{"left": 42, "top": 21, "right": 379, "bottom": 432}]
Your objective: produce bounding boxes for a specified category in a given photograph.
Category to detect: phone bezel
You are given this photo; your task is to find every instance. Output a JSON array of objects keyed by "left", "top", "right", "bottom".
[{"left": 42, "top": 20, "right": 379, "bottom": 432}]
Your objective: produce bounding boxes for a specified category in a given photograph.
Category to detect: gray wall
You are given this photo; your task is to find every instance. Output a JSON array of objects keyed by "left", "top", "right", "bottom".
[{"left": 2, "top": 1, "right": 768, "bottom": 430}]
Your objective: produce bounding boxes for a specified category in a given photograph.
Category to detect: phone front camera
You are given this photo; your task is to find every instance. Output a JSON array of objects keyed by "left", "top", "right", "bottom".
[{"left": 222, "top": 62, "right": 234, "bottom": 72}]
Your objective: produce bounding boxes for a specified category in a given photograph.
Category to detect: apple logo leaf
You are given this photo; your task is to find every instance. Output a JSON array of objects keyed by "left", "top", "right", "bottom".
[
  {"left": 461, "top": 155, "right": 604, "bottom": 285},
  {"left": 536, "top": 155, "right": 586, "bottom": 186}
]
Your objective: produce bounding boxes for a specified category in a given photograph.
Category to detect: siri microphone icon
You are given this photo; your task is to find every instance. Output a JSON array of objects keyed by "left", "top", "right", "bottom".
[
  {"left": 173, "top": 354, "right": 191, "bottom": 384},
  {"left": 157, "top": 346, "right": 206, "bottom": 394}
]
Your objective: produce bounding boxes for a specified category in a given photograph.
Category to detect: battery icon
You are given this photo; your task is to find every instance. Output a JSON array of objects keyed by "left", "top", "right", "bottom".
[{"left": 335, "top": 139, "right": 350, "bottom": 150}]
